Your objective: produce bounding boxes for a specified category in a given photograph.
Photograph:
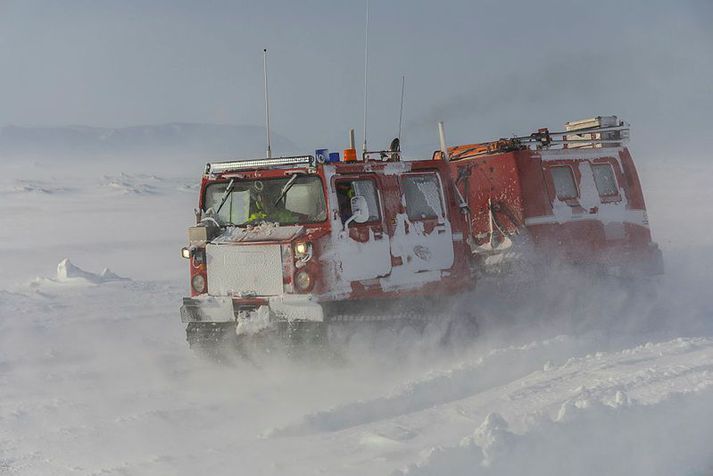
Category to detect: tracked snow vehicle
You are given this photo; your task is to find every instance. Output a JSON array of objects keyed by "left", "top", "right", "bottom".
[{"left": 179, "top": 116, "right": 662, "bottom": 349}]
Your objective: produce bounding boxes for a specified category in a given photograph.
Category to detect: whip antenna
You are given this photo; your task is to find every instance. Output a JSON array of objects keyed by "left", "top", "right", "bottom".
[
  {"left": 361, "top": 0, "right": 369, "bottom": 158},
  {"left": 263, "top": 48, "right": 272, "bottom": 158},
  {"left": 398, "top": 75, "right": 406, "bottom": 143}
]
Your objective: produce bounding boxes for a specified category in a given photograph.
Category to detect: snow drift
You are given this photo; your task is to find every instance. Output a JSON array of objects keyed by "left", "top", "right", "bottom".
[{"left": 404, "top": 389, "right": 713, "bottom": 476}]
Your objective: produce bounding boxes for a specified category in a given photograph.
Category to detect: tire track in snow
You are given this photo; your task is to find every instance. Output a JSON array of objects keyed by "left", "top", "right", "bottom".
[
  {"left": 267, "top": 338, "right": 713, "bottom": 440},
  {"left": 266, "top": 335, "right": 590, "bottom": 437},
  {"left": 254, "top": 338, "right": 713, "bottom": 476},
  {"left": 491, "top": 338, "right": 713, "bottom": 423},
  {"left": 402, "top": 385, "right": 713, "bottom": 476}
]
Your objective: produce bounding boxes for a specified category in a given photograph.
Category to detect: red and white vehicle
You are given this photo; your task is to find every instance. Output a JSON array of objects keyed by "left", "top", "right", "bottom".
[{"left": 179, "top": 116, "right": 662, "bottom": 347}]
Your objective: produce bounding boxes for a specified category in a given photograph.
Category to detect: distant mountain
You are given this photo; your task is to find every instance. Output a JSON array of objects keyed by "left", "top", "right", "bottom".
[{"left": 0, "top": 123, "right": 296, "bottom": 158}]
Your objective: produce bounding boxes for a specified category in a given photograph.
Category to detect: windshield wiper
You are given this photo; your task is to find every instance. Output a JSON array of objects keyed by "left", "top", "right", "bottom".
[
  {"left": 215, "top": 178, "right": 235, "bottom": 215},
  {"left": 273, "top": 173, "right": 302, "bottom": 207}
]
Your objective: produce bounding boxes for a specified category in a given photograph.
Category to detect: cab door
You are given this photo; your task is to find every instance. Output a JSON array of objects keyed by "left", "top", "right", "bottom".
[
  {"left": 331, "top": 175, "right": 392, "bottom": 282},
  {"left": 397, "top": 171, "right": 454, "bottom": 272}
]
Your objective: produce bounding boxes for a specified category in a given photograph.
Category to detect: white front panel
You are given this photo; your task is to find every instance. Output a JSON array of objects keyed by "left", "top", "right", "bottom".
[{"left": 206, "top": 243, "right": 283, "bottom": 296}]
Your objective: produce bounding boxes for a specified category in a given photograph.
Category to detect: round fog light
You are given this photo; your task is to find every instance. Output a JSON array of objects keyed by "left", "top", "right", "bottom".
[
  {"left": 294, "top": 271, "right": 311, "bottom": 291},
  {"left": 191, "top": 274, "right": 206, "bottom": 294}
]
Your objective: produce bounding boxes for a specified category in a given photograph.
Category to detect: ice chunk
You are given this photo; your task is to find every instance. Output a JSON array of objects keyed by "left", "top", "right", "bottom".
[
  {"left": 473, "top": 413, "right": 515, "bottom": 466},
  {"left": 56, "top": 258, "right": 128, "bottom": 284}
]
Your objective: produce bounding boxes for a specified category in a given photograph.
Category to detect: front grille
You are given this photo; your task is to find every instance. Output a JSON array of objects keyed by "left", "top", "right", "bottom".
[{"left": 206, "top": 243, "right": 283, "bottom": 296}]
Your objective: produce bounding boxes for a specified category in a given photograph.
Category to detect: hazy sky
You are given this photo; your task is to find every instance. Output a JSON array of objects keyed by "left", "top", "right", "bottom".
[{"left": 1, "top": 0, "right": 711, "bottom": 157}]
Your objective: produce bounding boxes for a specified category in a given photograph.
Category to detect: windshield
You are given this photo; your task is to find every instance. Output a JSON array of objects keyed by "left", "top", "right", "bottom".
[{"left": 203, "top": 175, "right": 327, "bottom": 226}]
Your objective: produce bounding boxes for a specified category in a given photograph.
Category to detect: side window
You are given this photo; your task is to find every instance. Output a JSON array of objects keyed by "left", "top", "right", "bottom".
[
  {"left": 335, "top": 178, "right": 381, "bottom": 224},
  {"left": 402, "top": 173, "right": 445, "bottom": 220},
  {"left": 591, "top": 163, "right": 619, "bottom": 197},
  {"left": 550, "top": 166, "right": 578, "bottom": 200}
]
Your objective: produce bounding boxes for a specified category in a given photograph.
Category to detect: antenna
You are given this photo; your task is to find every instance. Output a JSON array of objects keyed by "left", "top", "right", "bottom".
[
  {"left": 361, "top": 0, "right": 369, "bottom": 158},
  {"left": 263, "top": 48, "right": 272, "bottom": 158},
  {"left": 398, "top": 75, "right": 405, "bottom": 143}
]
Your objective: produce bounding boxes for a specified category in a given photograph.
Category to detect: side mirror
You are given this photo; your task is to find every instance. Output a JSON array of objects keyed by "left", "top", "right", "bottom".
[
  {"left": 350, "top": 196, "right": 370, "bottom": 223},
  {"left": 344, "top": 195, "right": 370, "bottom": 229}
]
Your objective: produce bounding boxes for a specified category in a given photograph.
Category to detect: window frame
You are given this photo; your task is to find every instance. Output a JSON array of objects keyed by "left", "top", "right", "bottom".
[{"left": 399, "top": 171, "right": 448, "bottom": 222}]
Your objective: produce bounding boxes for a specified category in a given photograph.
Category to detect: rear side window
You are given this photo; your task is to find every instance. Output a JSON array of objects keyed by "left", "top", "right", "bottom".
[
  {"left": 550, "top": 166, "right": 578, "bottom": 200},
  {"left": 402, "top": 173, "right": 445, "bottom": 220},
  {"left": 335, "top": 178, "right": 381, "bottom": 223},
  {"left": 591, "top": 163, "right": 619, "bottom": 197}
]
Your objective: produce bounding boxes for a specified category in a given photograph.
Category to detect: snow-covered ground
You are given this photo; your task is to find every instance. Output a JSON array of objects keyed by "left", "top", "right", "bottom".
[{"left": 1, "top": 153, "right": 712, "bottom": 475}]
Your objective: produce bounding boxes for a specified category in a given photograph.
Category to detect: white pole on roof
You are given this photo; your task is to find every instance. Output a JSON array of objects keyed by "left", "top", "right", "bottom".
[
  {"left": 361, "top": 0, "right": 369, "bottom": 159},
  {"left": 263, "top": 48, "right": 272, "bottom": 159},
  {"left": 438, "top": 121, "right": 449, "bottom": 161}
]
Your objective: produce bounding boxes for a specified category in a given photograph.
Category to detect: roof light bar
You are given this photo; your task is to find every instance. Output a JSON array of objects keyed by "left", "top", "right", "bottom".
[{"left": 206, "top": 155, "right": 315, "bottom": 174}]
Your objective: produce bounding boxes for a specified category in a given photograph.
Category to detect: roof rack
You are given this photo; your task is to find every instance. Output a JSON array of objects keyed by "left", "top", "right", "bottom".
[
  {"left": 448, "top": 116, "right": 629, "bottom": 160},
  {"left": 205, "top": 155, "right": 316, "bottom": 174},
  {"left": 515, "top": 116, "right": 630, "bottom": 150}
]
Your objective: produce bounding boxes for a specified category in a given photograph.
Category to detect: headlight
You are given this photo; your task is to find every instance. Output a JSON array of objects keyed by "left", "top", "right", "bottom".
[
  {"left": 294, "top": 271, "right": 311, "bottom": 291},
  {"left": 181, "top": 247, "right": 191, "bottom": 259},
  {"left": 294, "top": 241, "right": 311, "bottom": 259},
  {"left": 191, "top": 274, "right": 206, "bottom": 294}
]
